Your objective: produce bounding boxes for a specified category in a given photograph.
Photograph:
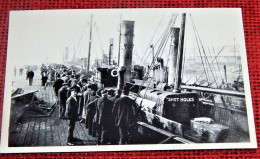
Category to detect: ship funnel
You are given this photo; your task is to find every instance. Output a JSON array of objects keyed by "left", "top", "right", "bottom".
[
  {"left": 117, "top": 20, "right": 135, "bottom": 89},
  {"left": 108, "top": 38, "right": 114, "bottom": 65},
  {"left": 173, "top": 13, "right": 186, "bottom": 93},
  {"left": 168, "top": 27, "right": 180, "bottom": 86}
]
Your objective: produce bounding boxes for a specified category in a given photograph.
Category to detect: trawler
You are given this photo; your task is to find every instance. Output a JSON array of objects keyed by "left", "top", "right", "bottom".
[{"left": 93, "top": 13, "right": 248, "bottom": 144}]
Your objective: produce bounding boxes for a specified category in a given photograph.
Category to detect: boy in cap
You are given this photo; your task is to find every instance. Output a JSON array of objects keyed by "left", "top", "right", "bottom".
[{"left": 65, "top": 85, "right": 81, "bottom": 145}]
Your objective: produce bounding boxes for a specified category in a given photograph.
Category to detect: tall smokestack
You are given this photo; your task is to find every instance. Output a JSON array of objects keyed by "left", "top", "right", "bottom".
[
  {"left": 169, "top": 27, "right": 180, "bottom": 86},
  {"left": 108, "top": 38, "right": 114, "bottom": 65},
  {"left": 118, "top": 20, "right": 135, "bottom": 89},
  {"left": 64, "top": 47, "right": 69, "bottom": 63},
  {"left": 174, "top": 13, "right": 186, "bottom": 93}
]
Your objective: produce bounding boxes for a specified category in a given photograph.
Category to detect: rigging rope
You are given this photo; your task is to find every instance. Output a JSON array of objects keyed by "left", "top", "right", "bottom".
[
  {"left": 75, "top": 19, "right": 89, "bottom": 58},
  {"left": 208, "top": 48, "right": 223, "bottom": 80},
  {"left": 158, "top": 30, "right": 171, "bottom": 59},
  {"left": 140, "top": 15, "right": 164, "bottom": 64},
  {"left": 137, "top": 13, "right": 178, "bottom": 96},
  {"left": 212, "top": 46, "right": 224, "bottom": 81},
  {"left": 190, "top": 14, "right": 218, "bottom": 86},
  {"left": 190, "top": 15, "right": 210, "bottom": 85},
  {"left": 195, "top": 46, "right": 226, "bottom": 83},
  {"left": 207, "top": 46, "right": 221, "bottom": 84},
  {"left": 94, "top": 20, "right": 105, "bottom": 55}
]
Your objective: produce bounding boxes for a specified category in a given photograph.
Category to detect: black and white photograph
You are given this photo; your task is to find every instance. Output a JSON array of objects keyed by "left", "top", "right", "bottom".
[{"left": 0, "top": 8, "right": 257, "bottom": 153}]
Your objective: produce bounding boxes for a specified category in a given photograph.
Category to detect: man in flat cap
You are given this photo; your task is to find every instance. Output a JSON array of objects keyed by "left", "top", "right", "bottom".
[
  {"left": 113, "top": 86, "right": 138, "bottom": 145},
  {"left": 58, "top": 83, "right": 69, "bottom": 119},
  {"left": 95, "top": 89, "right": 114, "bottom": 144},
  {"left": 65, "top": 85, "right": 81, "bottom": 146}
]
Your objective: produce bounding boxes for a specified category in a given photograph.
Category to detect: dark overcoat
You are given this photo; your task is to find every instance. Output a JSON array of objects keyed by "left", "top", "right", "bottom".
[
  {"left": 58, "top": 87, "right": 68, "bottom": 105},
  {"left": 83, "top": 90, "right": 95, "bottom": 106},
  {"left": 27, "top": 71, "right": 34, "bottom": 78},
  {"left": 86, "top": 95, "right": 99, "bottom": 128},
  {"left": 95, "top": 96, "right": 114, "bottom": 126},
  {"left": 109, "top": 95, "right": 120, "bottom": 103},
  {"left": 112, "top": 96, "right": 137, "bottom": 128},
  {"left": 65, "top": 96, "right": 80, "bottom": 120}
]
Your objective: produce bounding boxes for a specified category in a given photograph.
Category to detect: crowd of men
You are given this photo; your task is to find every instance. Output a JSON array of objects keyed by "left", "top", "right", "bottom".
[{"left": 50, "top": 69, "right": 140, "bottom": 146}]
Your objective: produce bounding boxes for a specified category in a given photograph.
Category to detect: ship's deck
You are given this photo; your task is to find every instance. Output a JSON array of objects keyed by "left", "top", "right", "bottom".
[{"left": 9, "top": 71, "right": 97, "bottom": 147}]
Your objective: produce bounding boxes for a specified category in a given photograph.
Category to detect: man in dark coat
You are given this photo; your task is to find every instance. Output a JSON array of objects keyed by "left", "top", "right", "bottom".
[
  {"left": 41, "top": 70, "right": 48, "bottom": 86},
  {"left": 53, "top": 74, "right": 64, "bottom": 100},
  {"left": 26, "top": 70, "right": 34, "bottom": 86},
  {"left": 95, "top": 89, "right": 114, "bottom": 144},
  {"left": 65, "top": 86, "right": 81, "bottom": 146},
  {"left": 113, "top": 86, "right": 137, "bottom": 145},
  {"left": 109, "top": 89, "right": 122, "bottom": 144},
  {"left": 58, "top": 83, "right": 69, "bottom": 119},
  {"left": 85, "top": 91, "right": 99, "bottom": 135},
  {"left": 110, "top": 89, "right": 122, "bottom": 103},
  {"left": 81, "top": 84, "right": 94, "bottom": 123}
]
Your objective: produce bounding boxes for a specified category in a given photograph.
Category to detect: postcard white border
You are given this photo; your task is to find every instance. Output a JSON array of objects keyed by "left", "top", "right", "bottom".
[{"left": 0, "top": 8, "right": 257, "bottom": 153}]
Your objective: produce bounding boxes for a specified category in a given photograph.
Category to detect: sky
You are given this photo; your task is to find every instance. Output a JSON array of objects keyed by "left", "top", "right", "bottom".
[{"left": 7, "top": 8, "right": 246, "bottom": 68}]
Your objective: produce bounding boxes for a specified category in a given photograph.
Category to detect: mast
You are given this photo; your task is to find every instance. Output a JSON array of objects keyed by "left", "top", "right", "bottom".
[
  {"left": 117, "top": 14, "right": 122, "bottom": 66},
  {"left": 173, "top": 13, "right": 186, "bottom": 93},
  {"left": 151, "top": 45, "right": 155, "bottom": 80},
  {"left": 87, "top": 14, "right": 93, "bottom": 73}
]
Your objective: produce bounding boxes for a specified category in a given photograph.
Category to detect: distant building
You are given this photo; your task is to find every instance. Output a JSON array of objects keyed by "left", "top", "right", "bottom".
[{"left": 63, "top": 47, "right": 69, "bottom": 64}]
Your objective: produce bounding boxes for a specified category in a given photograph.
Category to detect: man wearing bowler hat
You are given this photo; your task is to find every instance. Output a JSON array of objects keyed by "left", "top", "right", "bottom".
[{"left": 65, "top": 85, "right": 81, "bottom": 145}]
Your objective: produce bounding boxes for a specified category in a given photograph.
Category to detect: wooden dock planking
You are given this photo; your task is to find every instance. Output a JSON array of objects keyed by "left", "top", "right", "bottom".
[
  {"left": 24, "top": 117, "right": 36, "bottom": 146},
  {"left": 16, "top": 118, "right": 30, "bottom": 146},
  {"left": 8, "top": 121, "right": 23, "bottom": 147},
  {"left": 45, "top": 115, "right": 53, "bottom": 146},
  {"left": 38, "top": 117, "right": 46, "bottom": 146},
  {"left": 31, "top": 116, "right": 41, "bottom": 146},
  {"left": 79, "top": 123, "right": 97, "bottom": 144},
  {"left": 74, "top": 122, "right": 88, "bottom": 143},
  {"left": 50, "top": 107, "right": 61, "bottom": 146},
  {"left": 54, "top": 106, "right": 69, "bottom": 146},
  {"left": 77, "top": 122, "right": 97, "bottom": 145},
  {"left": 59, "top": 116, "right": 69, "bottom": 145},
  {"left": 9, "top": 73, "right": 97, "bottom": 147}
]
